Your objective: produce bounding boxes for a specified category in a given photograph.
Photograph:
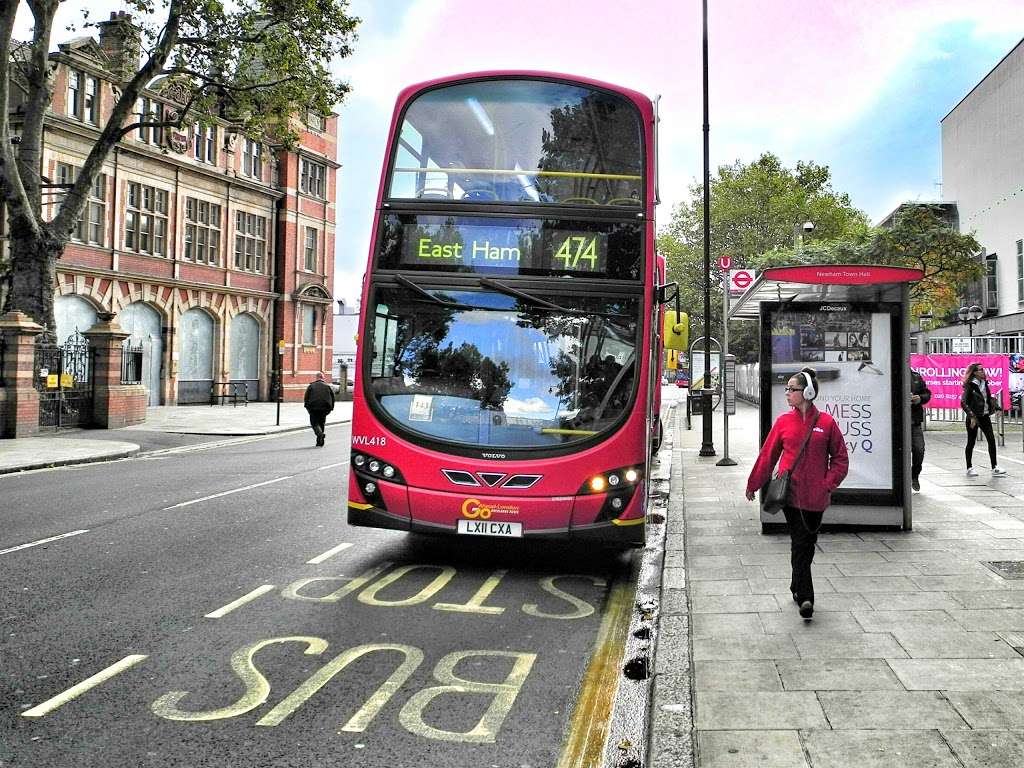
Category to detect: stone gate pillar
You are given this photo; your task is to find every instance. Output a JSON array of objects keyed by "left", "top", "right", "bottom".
[
  {"left": 84, "top": 315, "right": 147, "bottom": 429},
  {"left": 0, "top": 310, "right": 44, "bottom": 438}
]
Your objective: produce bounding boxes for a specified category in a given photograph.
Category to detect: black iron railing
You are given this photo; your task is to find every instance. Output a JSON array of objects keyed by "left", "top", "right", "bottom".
[{"left": 121, "top": 340, "right": 144, "bottom": 384}]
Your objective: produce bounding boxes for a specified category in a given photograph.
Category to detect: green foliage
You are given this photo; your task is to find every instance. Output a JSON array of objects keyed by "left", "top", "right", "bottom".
[{"left": 660, "top": 153, "right": 870, "bottom": 362}]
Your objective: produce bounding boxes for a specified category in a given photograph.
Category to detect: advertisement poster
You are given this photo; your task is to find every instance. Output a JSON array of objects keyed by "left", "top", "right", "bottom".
[
  {"left": 908, "top": 354, "right": 1009, "bottom": 410},
  {"left": 768, "top": 305, "right": 892, "bottom": 491}
]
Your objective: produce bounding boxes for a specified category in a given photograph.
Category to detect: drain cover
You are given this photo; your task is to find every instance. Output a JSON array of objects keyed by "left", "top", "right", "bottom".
[{"left": 984, "top": 561, "right": 1024, "bottom": 579}]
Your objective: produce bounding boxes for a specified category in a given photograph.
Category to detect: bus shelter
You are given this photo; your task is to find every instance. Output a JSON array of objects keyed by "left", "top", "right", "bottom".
[{"left": 729, "top": 265, "right": 924, "bottom": 530}]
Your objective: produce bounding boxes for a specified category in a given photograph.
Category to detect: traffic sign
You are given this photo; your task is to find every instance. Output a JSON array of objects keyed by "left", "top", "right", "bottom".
[
  {"left": 717, "top": 255, "right": 732, "bottom": 271},
  {"left": 728, "top": 268, "right": 756, "bottom": 296}
]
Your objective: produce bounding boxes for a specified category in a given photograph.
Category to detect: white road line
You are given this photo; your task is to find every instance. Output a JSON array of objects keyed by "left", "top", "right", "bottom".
[
  {"left": 162, "top": 475, "right": 294, "bottom": 510},
  {"left": 315, "top": 462, "right": 346, "bottom": 471},
  {"left": 21, "top": 654, "right": 148, "bottom": 718},
  {"left": 307, "top": 542, "right": 354, "bottom": 564},
  {"left": 0, "top": 529, "right": 89, "bottom": 556},
  {"left": 205, "top": 585, "right": 277, "bottom": 618}
]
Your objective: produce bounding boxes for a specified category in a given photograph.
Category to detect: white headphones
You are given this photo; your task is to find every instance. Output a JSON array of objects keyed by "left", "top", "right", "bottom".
[{"left": 800, "top": 367, "right": 817, "bottom": 400}]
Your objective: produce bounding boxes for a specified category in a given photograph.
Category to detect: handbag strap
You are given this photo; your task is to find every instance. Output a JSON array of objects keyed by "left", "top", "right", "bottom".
[{"left": 790, "top": 412, "right": 820, "bottom": 472}]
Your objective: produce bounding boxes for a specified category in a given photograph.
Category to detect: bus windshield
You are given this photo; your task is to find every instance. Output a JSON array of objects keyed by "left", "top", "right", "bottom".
[
  {"left": 368, "top": 286, "right": 640, "bottom": 449},
  {"left": 388, "top": 79, "right": 644, "bottom": 207}
]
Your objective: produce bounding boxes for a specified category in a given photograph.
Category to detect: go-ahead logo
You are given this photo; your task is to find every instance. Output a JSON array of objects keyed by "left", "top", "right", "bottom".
[{"left": 461, "top": 498, "right": 492, "bottom": 519}]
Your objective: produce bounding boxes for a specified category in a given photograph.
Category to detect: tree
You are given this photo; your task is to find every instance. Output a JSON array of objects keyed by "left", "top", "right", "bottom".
[
  {"left": 753, "top": 204, "right": 984, "bottom": 320},
  {"left": 659, "top": 153, "right": 871, "bottom": 361},
  {"left": 0, "top": 0, "right": 359, "bottom": 335}
]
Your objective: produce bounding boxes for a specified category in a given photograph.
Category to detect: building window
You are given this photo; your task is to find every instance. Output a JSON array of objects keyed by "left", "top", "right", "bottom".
[
  {"left": 304, "top": 227, "right": 318, "bottom": 271},
  {"left": 300, "top": 159, "right": 326, "bottom": 198},
  {"left": 1018, "top": 240, "right": 1023, "bottom": 303},
  {"left": 985, "top": 254, "right": 998, "bottom": 312},
  {"left": 136, "top": 97, "right": 163, "bottom": 145},
  {"left": 306, "top": 111, "right": 326, "bottom": 132},
  {"left": 52, "top": 163, "right": 106, "bottom": 246},
  {"left": 66, "top": 70, "right": 99, "bottom": 123},
  {"left": 242, "top": 139, "right": 263, "bottom": 179},
  {"left": 234, "top": 211, "right": 267, "bottom": 273},
  {"left": 84, "top": 77, "right": 98, "bottom": 124},
  {"left": 124, "top": 182, "right": 168, "bottom": 256},
  {"left": 67, "top": 71, "right": 81, "bottom": 117},
  {"left": 302, "top": 304, "right": 316, "bottom": 345},
  {"left": 193, "top": 123, "right": 217, "bottom": 164},
  {"left": 184, "top": 198, "right": 222, "bottom": 265}
]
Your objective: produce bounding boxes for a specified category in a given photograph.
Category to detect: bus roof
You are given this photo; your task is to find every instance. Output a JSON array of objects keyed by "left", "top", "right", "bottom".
[{"left": 392, "top": 71, "right": 654, "bottom": 115}]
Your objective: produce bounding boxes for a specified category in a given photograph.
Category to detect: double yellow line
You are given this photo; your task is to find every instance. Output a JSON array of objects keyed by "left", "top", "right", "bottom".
[{"left": 555, "top": 575, "right": 635, "bottom": 768}]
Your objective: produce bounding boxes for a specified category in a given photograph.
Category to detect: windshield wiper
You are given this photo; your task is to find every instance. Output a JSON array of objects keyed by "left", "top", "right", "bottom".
[
  {"left": 477, "top": 277, "right": 631, "bottom": 320},
  {"left": 478, "top": 277, "right": 583, "bottom": 314},
  {"left": 393, "top": 274, "right": 499, "bottom": 313}
]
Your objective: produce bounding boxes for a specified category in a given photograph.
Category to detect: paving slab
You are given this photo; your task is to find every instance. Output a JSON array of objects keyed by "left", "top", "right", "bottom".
[
  {"left": 852, "top": 610, "right": 961, "bottom": 633},
  {"left": 693, "top": 636, "right": 800, "bottom": 662},
  {"left": 694, "top": 661, "right": 782, "bottom": 692},
  {"left": 947, "top": 608, "right": 1024, "bottom": 631},
  {"left": 0, "top": 437, "right": 138, "bottom": 473},
  {"left": 817, "top": 691, "right": 968, "bottom": 729},
  {"left": 891, "top": 628, "right": 1021, "bottom": 658},
  {"left": 800, "top": 729, "right": 962, "bottom": 768},
  {"left": 697, "top": 731, "right": 808, "bottom": 768},
  {"left": 775, "top": 658, "right": 904, "bottom": 691},
  {"left": 888, "top": 658, "right": 1024, "bottom": 690},
  {"left": 696, "top": 691, "right": 828, "bottom": 730},
  {"left": 944, "top": 691, "right": 1024, "bottom": 728},
  {"left": 791, "top": 632, "right": 907, "bottom": 659},
  {"left": 941, "top": 730, "right": 1024, "bottom": 768}
]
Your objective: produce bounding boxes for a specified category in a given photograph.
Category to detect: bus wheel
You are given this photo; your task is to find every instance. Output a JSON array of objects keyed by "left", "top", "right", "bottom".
[{"left": 652, "top": 417, "right": 664, "bottom": 454}]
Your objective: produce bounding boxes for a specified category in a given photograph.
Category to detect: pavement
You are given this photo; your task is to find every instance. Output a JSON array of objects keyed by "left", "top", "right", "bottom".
[
  {"left": 649, "top": 399, "right": 1024, "bottom": 768},
  {"left": 0, "top": 402, "right": 353, "bottom": 474}
]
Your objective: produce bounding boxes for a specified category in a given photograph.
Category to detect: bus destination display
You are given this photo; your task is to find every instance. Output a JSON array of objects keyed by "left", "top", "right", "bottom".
[{"left": 401, "top": 222, "right": 608, "bottom": 274}]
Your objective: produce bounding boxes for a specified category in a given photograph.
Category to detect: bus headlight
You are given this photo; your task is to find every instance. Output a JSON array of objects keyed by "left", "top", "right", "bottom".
[
  {"left": 368, "top": 460, "right": 381, "bottom": 473},
  {"left": 382, "top": 465, "right": 396, "bottom": 479},
  {"left": 353, "top": 454, "right": 366, "bottom": 467},
  {"left": 364, "top": 481, "right": 377, "bottom": 495},
  {"left": 579, "top": 466, "right": 642, "bottom": 494}
]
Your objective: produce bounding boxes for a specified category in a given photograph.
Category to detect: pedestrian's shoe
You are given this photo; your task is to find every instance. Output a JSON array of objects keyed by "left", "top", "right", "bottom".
[
  {"left": 966, "top": 467, "right": 978, "bottom": 477},
  {"left": 791, "top": 592, "right": 799, "bottom": 604},
  {"left": 316, "top": 434, "right": 324, "bottom": 447},
  {"left": 992, "top": 466, "right": 1008, "bottom": 476},
  {"left": 912, "top": 477, "right": 921, "bottom": 492},
  {"left": 799, "top": 600, "right": 814, "bottom": 620}
]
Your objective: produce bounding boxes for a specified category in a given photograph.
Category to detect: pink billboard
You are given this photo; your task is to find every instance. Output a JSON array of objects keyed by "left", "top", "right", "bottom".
[{"left": 909, "top": 354, "right": 1009, "bottom": 410}]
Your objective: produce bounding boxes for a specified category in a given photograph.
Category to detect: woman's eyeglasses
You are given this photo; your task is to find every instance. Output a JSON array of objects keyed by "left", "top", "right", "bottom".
[{"left": 783, "top": 386, "right": 803, "bottom": 392}]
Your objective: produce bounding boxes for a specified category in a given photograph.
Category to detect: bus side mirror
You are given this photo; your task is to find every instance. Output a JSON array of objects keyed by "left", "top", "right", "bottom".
[{"left": 664, "top": 310, "right": 688, "bottom": 351}]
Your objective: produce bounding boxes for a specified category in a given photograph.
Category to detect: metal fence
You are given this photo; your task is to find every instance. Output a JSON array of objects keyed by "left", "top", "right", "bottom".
[
  {"left": 121, "top": 340, "right": 143, "bottom": 384},
  {"left": 0, "top": 335, "right": 6, "bottom": 386}
]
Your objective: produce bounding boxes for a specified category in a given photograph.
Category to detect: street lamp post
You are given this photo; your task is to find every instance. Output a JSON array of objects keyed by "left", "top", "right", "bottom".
[
  {"left": 698, "top": 0, "right": 716, "bottom": 457},
  {"left": 957, "top": 304, "right": 983, "bottom": 352},
  {"left": 794, "top": 220, "right": 814, "bottom": 251}
]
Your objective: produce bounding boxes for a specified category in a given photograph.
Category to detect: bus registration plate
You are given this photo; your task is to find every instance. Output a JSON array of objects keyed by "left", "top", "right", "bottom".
[{"left": 457, "top": 519, "right": 523, "bottom": 538}]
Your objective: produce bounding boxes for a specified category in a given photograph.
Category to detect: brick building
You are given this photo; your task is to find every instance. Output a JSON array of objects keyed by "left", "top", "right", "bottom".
[{"left": 3, "top": 12, "right": 337, "bottom": 405}]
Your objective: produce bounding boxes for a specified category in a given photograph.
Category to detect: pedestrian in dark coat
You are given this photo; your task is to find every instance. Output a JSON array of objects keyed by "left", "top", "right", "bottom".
[
  {"left": 961, "top": 362, "right": 1006, "bottom": 477},
  {"left": 304, "top": 372, "right": 335, "bottom": 447},
  {"left": 745, "top": 367, "right": 849, "bottom": 620},
  {"left": 910, "top": 369, "right": 931, "bottom": 492}
]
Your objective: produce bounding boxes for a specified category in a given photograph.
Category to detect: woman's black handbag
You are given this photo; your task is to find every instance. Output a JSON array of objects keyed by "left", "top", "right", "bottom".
[{"left": 762, "top": 414, "right": 819, "bottom": 515}]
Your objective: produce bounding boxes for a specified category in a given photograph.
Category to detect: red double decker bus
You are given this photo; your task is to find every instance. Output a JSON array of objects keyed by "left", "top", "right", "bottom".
[{"left": 347, "top": 72, "right": 675, "bottom": 547}]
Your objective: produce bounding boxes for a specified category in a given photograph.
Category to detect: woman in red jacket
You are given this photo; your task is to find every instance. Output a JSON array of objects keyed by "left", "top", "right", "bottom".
[{"left": 745, "top": 367, "right": 849, "bottom": 620}]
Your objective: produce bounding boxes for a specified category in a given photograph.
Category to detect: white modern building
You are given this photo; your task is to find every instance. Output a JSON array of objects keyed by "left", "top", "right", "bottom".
[{"left": 914, "top": 37, "right": 1024, "bottom": 350}]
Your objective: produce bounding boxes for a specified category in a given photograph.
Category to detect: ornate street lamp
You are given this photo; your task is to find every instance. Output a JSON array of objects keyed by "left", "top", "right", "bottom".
[{"left": 957, "top": 304, "right": 983, "bottom": 352}]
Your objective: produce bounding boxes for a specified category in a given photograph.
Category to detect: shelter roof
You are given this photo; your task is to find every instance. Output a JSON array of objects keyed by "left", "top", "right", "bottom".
[{"left": 728, "top": 264, "right": 924, "bottom": 319}]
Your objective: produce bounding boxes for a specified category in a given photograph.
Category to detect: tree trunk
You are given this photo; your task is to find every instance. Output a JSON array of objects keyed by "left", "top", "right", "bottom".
[{"left": 9, "top": 227, "right": 60, "bottom": 340}]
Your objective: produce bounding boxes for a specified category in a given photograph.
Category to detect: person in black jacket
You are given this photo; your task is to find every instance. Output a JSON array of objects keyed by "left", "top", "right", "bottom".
[
  {"left": 909, "top": 368, "right": 931, "bottom": 492},
  {"left": 303, "top": 372, "right": 335, "bottom": 447},
  {"left": 961, "top": 362, "right": 1007, "bottom": 477}
]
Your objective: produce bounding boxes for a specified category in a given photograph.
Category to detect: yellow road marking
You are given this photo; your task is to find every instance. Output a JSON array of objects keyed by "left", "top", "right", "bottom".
[
  {"left": 554, "top": 576, "right": 633, "bottom": 768},
  {"left": 307, "top": 542, "right": 354, "bottom": 564},
  {"left": 205, "top": 585, "right": 276, "bottom": 619},
  {"left": 21, "top": 654, "right": 148, "bottom": 718}
]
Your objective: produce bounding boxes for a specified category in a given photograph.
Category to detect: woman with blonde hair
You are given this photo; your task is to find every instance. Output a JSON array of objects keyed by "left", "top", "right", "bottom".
[{"left": 961, "top": 362, "right": 1006, "bottom": 477}]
